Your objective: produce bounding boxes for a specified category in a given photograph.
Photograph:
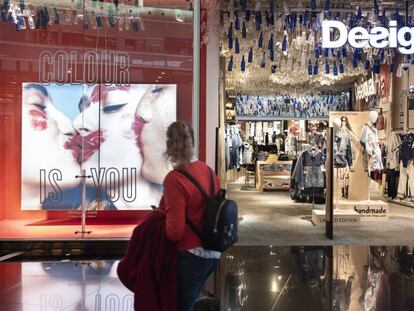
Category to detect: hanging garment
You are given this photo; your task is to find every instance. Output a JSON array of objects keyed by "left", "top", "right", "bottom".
[
  {"left": 293, "top": 148, "right": 325, "bottom": 190},
  {"left": 285, "top": 134, "right": 297, "bottom": 155},
  {"left": 387, "top": 169, "right": 398, "bottom": 199},
  {"left": 399, "top": 133, "right": 414, "bottom": 168},
  {"left": 376, "top": 109, "right": 385, "bottom": 130},
  {"left": 387, "top": 132, "right": 401, "bottom": 170},
  {"left": 242, "top": 142, "right": 253, "bottom": 164},
  {"left": 360, "top": 123, "right": 383, "bottom": 171},
  {"left": 334, "top": 129, "right": 353, "bottom": 168},
  {"left": 397, "top": 160, "right": 414, "bottom": 198}
]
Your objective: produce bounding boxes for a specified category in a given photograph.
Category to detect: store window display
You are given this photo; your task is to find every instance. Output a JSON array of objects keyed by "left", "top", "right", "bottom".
[{"left": 360, "top": 111, "right": 384, "bottom": 173}]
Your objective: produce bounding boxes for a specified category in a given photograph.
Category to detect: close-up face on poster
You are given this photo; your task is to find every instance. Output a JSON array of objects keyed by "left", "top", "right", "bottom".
[{"left": 21, "top": 83, "right": 177, "bottom": 211}]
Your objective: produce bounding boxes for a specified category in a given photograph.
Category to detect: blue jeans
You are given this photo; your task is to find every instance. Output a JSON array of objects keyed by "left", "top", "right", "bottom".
[{"left": 177, "top": 251, "right": 218, "bottom": 311}]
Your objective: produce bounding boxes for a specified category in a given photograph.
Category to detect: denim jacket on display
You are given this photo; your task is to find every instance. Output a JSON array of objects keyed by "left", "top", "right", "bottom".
[{"left": 293, "top": 148, "right": 325, "bottom": 190}]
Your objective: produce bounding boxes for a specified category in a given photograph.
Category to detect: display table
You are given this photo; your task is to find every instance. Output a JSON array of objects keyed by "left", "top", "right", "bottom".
[
  {"left": 255, "top": 154, "right": 293, "bottom": 191},
  {"left": 335, "top": 199, "right": 389, "bottom": 221},
  {"left": 312, "top": 209, "right": 361, "bottom": 226}
]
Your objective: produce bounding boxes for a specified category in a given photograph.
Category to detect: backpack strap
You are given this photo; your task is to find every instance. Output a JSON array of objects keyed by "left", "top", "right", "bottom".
[{"left": 175, "top": 167, "right": 215, "bottom": 240}]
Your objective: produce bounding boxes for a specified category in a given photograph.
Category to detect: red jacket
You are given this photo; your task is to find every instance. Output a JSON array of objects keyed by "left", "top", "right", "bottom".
[
  {"left": 117, "top": 211, "right": 177, "bottom": 311},
  {"left": 159, "top": 160, "right": 220, "bottom": 251}
]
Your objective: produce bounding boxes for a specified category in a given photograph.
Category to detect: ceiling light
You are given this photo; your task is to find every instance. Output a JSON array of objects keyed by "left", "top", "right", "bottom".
[
  {"left": 155, "top": 80, "right": 159, "bottom": 82},
  {"left": 161, "top": 72, "right": 165, "bottom": 75},
  {"left": 158, "top": 76, "right": 162, "bottom": 79}
]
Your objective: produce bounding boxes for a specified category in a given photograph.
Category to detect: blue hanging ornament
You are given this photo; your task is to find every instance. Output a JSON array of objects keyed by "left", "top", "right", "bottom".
[
  {"left": 258, "top": 31, "right": 263, "bottom": 48},
  {"left": 364, "top": 59, "right": 370, "bottom": 70},
  {"left": 324, "top": 0, "right": 331, "bottom": 12},
  {"left": 390, "top": 63, "right": 394, "bottom": 73},
  {"left": 235, "top": 12, "right": 240, "bottom": 30},
  {"left": 282, "top": 32, "right": 288, "bottom": 54},
  {"left": 342, "top": 47, "right": 347, "bottom": 58},
  {"left": 315, "top": 45, "right": 321, "bottom": 59},
  {"left": 333, "top": 61, "right": 338, "bottom": 76},
  {"left": 268, "top": 33, "right": 274, "bottom": 50},
  {"left": 380, "top": 49, "right": 385, "bottom": 63},
  {"left": 266, "top": 11, "right": 270, "bottom": 27},
  {"left": 241, "top": 55, "right": 246, "bottom": 72},
  {"left": 356, "top": 6, "right": 362, "bottom": 21},
  {"left": 242, "top": 21, "right": 247, "bottom": 38},
  {"left": 271, "top": 65, "right": 277, "bottom": 73},
  {"left": 255, "top": 11, "right": 262, "bottom": 30},
  {"left": 260, "top": 51, "right": 266, "bottom": 68},
  {"left": 374, "top": 0, "right": 379, "bottom": 16},
  {"left": 314, "top": 60, "right": 319, "bottom": 75},
  {"left": 270, "top": 48, "right": 275, "bottom": 62},
  {"left": 228, "top": 37, "right": 233, "bottom": 49},
  {"left": 248, "top": 47, "right": 253, "bottom": 63},
  {"left": 308, "top": 59, "right": 313, "bottom": 76},
  {"left": 235, "top": 37, "right": 240, "bottom": 53},
  {"left": 325, "top": 59, "right": 330, "bottom": 74},
  {"left": 324, "top": 48, "right": 329, "bottom": 58},
  {"left": 228, "top": 55, "right": 233, "bottom": 71},
  {"left": 373, "top": 60, "right": 380, "bottom": 74},
  {"left": 380, "top": 9, "right": 387, "bottom": 27},
  {"left": 246, "top": 9, "right": 251, "bottom": 21},
  {"left": 339, "top": 59, "right": 344, "bottom": 74},
  {"left": 228, "top": 22, "right": 233, "bottom": 39}
]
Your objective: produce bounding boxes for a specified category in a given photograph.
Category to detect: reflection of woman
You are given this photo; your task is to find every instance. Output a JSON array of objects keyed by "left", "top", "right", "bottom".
[{"left": 22, "top": 84, "right": 80, "bottom": 210}]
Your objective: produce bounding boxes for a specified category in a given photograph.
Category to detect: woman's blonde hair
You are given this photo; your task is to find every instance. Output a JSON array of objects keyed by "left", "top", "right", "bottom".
[{"left": 165, "top": 121, "right": 194, "bottom": 166}]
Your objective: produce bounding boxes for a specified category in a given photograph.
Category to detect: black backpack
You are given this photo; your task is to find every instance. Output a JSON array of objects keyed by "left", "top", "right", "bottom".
[{"left": 176, "top": 168, "right": 238, "bottom": 252}]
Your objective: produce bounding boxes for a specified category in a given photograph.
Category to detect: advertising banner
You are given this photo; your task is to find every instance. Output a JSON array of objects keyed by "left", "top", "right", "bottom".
[{"left": 22, "top": 83, "right": 176, "bottom": 210}]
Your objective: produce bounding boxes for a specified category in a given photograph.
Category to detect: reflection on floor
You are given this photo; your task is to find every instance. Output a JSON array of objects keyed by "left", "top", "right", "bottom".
[
  {"left": 220, "top": 246, "right": 331, "bottom": 311},
  {"left": 333, "top": 246, "right": 414, "bottom": 311},
  {"left": 0, "top": 246, "right": 330, "bottom": 311}
]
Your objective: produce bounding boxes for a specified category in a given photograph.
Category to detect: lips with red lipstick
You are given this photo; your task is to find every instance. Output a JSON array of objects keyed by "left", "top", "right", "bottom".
[
  {"left": 64, "top": 130, "right": 105, "bottom": 164},
  {"left": 29, "top": 109, "right": 47, "bottom": 131},
  {"left": 132, "top": 116, "right": 146, "bottom": 149}
]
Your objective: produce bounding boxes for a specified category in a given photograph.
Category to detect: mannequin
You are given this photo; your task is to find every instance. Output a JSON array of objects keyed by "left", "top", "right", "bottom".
[
  {"left": 360, "top": 111, "right": 383, "bottom": 201},
  {"left": 360, "top": 111, "right": 383, "bottom": 172}
]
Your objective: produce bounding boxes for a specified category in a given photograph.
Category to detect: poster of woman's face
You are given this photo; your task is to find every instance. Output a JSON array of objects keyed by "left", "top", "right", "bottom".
[{"left": 21, "top": 83, "right": 177, "bottom": 210}]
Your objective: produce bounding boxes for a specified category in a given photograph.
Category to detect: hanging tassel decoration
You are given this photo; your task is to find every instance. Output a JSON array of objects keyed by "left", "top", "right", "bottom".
[
  {"left": 242, "top": 0, "right": 247, "bottom": 13},
  {"left": 311, "top": 0, "right": 316, "bottom": 11},
  {"left": 268, "top": 33, "right": 274, "bottom": 50},
  {"left": 282, "top": 31, "right": 288, "bottom": 55},
  {"left": 241, "top": 55, "right": 246, "bottom": 72},
  {"left": 324, "top": 0, "right": 331, "bottom": 12},
  {"left": 325, "top": 59, "right": 330, "bottom": 74},
  {"left": 242, "top": 21, "right": 247, "bottom": 38},
  {"left": 228, "top": 55, "right": 233, "bottom": 71},
  {"left": 246, "top": 9, "right": 251, "bottom": 21},
  {"left": 373, "top": 60, "right": 380, "bottom": 74},
  {"left": 374, "top": 0, "right": 379, "bottom": 16},
  {"left": 260, "top": 51, "right": 266, "bottom": 68},
  {"left": 364, "top": 59, "right": 370, "bottom": 70},
  {"left": 258, "top": 31, "right": 263, "bottom": 48},
  {"left": 339, "top": 58, "right": 344, "bottom": 74},
  {"left": 324, "top": 48, "right": 329, "bottom": 58},
  {"left": 333, "top": 61, "right": 338, "bottom": 76},
  {"left": 314, "top": 60, "right": 319, "bottom": 75},
  {"left": 342, "top": 47, "right": 347, "bottom": 58},
  {"left": 235, "top": 37, "right": 240, "bottom": 54},
  {"left": 271, "top": 65, "right": 277, "bottom": 73},
  {"left": 248, "top": 47, "right": 253, "bottom": 63},
  {"left": 235, "top": 11, "right": 240, "bottom": 30},
  {"left": 308, "top": 59, "right": 313, "bottom": 76},
  {"left": 356, "top": 6, "right": 362, "bottom": 21}
]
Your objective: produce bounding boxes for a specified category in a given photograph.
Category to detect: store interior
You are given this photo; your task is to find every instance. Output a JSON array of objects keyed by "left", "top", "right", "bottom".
[{"left": 217, "top": 0, "right": 414, "bottom": 245}]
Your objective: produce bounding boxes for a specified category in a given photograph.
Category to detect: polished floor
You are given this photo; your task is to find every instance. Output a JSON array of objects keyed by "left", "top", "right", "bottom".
[
  {"left": 228, "top": 183, "right": 414, "bottom": 246},
  {"left": 0, "top": 246, "right": 331, "bottom": 311}
]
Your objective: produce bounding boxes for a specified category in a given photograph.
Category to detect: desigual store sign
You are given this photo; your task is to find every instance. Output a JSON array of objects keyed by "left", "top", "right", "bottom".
[{"left": 322, "top": 20, "right": 414, "bottom": 54}]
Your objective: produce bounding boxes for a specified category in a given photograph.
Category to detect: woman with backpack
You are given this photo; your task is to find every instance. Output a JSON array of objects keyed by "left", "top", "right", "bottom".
[{"left": 160, "top": 121, "right": 221, "bottom": 311}]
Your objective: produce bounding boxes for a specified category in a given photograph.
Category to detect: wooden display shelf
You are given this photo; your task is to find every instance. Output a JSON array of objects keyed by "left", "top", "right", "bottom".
[{"left": 255, "top": 154, "right": 293, "bottom": 190}]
